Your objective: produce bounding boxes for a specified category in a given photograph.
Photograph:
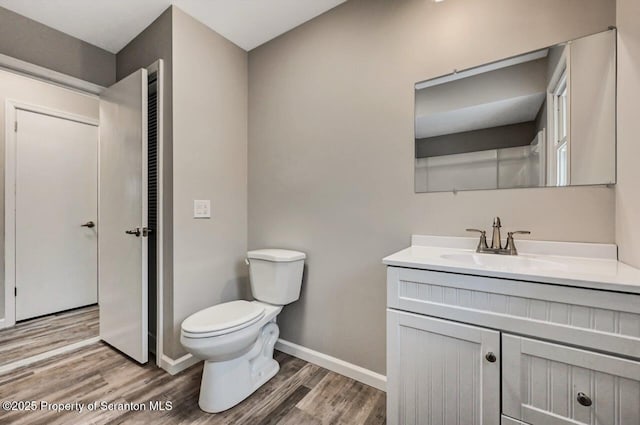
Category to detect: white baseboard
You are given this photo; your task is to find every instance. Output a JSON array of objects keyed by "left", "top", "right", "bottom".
[
  {"left": 275, "top": 339, "right": 387, "bottom": 392},
  {"left": 157, "top": 339, "right": 388, "bottom": 392},
  {"left": 160, "top": 353, "right": 200, "bottom": 375},
  {"left": 0, "top": 318, "right": 5, "bottom": 330},
  {"left": 0, "top": 336, "right": 100, "bottom": 375}
]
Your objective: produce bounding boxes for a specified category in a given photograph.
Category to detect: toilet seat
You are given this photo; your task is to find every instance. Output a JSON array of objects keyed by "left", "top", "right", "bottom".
[{"left": 182, "top": 300, "right": 265, "bottom": 338}]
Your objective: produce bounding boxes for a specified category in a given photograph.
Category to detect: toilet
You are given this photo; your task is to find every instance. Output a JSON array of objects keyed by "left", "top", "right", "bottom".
[{"left": 180, "top": 249, "right": 306, "bottom": 413}]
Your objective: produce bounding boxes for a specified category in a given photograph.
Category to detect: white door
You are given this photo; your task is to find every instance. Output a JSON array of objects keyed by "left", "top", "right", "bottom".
[
  {"left": 387, "top": 310, "right": 501, "bottom": 425},
  {"left": 15, "top": 110, "right": 98, "bottom": 321},
  {"left": 99, "top": 69, "right": 149, "bottom": 364}
]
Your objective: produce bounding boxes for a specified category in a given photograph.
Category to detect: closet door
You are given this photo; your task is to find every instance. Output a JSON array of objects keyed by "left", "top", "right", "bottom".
[
  {"left": 387, "top": 310, "right": 500, "bottom": 425},
  {"left": 503, "top": 334, "right": 640, "bottom": 425},
  {"left": 99, "top": 68, "right": 149, "bottom": 364},
  {"left": 14, "top": 110, "right": 98, "bottom": 320}
]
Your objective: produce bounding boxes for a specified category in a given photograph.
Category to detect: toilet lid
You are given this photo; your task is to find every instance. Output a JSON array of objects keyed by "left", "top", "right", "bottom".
[{"left": 181, "top": 300, "right": 265, "bottom": 334}]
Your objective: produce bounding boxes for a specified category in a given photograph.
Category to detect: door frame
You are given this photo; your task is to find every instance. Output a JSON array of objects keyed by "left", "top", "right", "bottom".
[{"left": 4, "top": 100, "right": 99, "bottom": 329}]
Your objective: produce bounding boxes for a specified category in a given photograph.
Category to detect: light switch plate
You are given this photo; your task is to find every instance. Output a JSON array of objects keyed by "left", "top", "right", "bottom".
[{"left": 193, "top": 200, "right": 211, "bottom": 219}]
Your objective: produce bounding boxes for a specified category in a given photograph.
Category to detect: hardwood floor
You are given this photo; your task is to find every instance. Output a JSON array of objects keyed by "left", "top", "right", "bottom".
[
  {"left": 0, "top": 342, "right": 386, "bottom": 424},
  {"left": 0, "top": 305, "right": 99, "bottom": 367}
]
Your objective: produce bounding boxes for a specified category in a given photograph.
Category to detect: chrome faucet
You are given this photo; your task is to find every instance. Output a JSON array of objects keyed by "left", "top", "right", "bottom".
[
  {"left": 490, "top": 217, "right": 502, "bottom": 250},
  {"left": 466, "top": 217, "right": 530, "bottom": 255}
]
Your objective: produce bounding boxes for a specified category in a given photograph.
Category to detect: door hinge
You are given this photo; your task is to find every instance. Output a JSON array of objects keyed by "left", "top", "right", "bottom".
[
  {"left": 14, "top": 121, "right": 18, "bottom": 132},
  {"left": 14, "top": 287, "right": 17, "bottom": 297}
]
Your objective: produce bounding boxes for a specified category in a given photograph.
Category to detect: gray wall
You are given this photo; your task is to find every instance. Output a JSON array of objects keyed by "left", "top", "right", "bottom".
[
  {"left": 0, "top": 6, "right": 115, "bottom": 86},
  {"left": 616, "top": 0, "right": 640, "bottom": 268},
  {"left": 171, "top": 7, "right": 248, "bottom": 359},
  {"left": 248, "top": 0, "right": 616, "bottom": 374},
  {"left": 415, "top": 121, "right": 537, "bottom": 158},
  {"left": 115, "top": 7, "right": 175, "bottom": 357}
]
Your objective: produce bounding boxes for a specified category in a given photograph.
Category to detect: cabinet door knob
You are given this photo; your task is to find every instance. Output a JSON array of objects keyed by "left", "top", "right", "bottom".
[
  {"left": 485, "top": 352, "right": 497, "bottom": 363},
  {"left": 577, "top": 392, "right": 592, "bottom": 407}
]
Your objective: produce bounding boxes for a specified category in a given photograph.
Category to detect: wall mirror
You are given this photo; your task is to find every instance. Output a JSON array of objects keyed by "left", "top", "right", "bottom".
[{"left": 415, "top": 29, "right": 616, "bottom": 193}]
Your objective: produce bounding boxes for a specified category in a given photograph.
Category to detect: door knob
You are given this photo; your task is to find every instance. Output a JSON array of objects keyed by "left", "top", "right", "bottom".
[
  {"left": 485, "top": 352, "right": 497, "bottom": 363},
  {"left": 81, "top": 221, "right": 95, "bottom": 228},
  {"left": 577, "top": 392, "right": 592, "bottom": 407},
  {"left": 125, "top": 228, "right": 141, "bottom": 237}
]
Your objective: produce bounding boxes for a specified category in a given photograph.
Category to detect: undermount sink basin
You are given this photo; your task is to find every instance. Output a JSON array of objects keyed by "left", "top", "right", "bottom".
[{"left": 440, "top": 252, "right": 568, "bottom": 272}]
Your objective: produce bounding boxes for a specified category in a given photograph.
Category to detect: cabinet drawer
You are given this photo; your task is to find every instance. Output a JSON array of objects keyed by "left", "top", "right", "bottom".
[
  {"left": 502, "top": 334, "right": 640, "bottom": 425},
  {"left": 387, "top": 267, "right": 640, "bottom": 358}
]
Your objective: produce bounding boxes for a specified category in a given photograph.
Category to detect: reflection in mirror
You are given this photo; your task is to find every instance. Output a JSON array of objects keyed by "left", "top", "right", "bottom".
[{"left": 415, "top": 29, "right": 616, "bottom": 193}]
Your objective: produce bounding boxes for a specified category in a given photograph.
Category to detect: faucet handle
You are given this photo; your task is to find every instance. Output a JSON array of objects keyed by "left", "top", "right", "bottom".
[
  {"left": 508, "top": 231, "right": 531, "bottom": 237},
  {"left": 466, "top": 228, "right": 486, "bottom": 235},
  {"left": 466, "top": 229, "right": 489, "bottom": 251},
  {"left": 505, "top": 231, "right": 531, "bottom": 255}
]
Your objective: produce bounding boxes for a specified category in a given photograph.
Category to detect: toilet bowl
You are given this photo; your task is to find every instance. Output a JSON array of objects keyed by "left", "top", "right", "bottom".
[{"left": 180, "top": 249, "right": 305, "bottom": 413}]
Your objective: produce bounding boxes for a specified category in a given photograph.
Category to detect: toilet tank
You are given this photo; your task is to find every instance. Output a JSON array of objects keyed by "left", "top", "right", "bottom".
[{"left": 247, "top": 249, "right": 306, "bottom": 305}]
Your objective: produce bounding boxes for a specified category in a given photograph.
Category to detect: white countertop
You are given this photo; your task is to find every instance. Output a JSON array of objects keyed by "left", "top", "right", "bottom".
[{"left": 383, "top": 235, "right": 640, "bottom": 294}]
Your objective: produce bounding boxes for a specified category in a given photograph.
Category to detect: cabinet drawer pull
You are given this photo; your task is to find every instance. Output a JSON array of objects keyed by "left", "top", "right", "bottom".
[
  {"left": 485, "top": 352, "right": 497, "bottom": 363},
  {"left": 577, "top": 392, "right": 592, "bottom": 407}
]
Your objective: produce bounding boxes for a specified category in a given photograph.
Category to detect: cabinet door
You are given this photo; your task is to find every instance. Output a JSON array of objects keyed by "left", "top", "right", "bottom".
[
  {"left": 503, "top": 334, "right": 640, "bottom": 425},
  {"left": 387, "top": 309, "right": 500, "bottom": 425}
]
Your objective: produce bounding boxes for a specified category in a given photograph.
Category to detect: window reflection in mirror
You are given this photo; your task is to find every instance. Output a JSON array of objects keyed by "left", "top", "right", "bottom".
[{"left": 414, "top": 29, "right": 616, "bottom": 193}]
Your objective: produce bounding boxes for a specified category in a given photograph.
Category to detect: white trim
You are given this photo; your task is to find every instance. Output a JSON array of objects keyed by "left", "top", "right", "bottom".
[
  {"left": 160, "top": 353, "right": 201, "bottom": 375},
  {"left": 3, "top": 102, "right": 16, "bottom": 329},
  {"left": 0, "top": 52, "right": 104, "bottom": 96},
  {"left": 157, "top": 339, "right": 388, "bottom": 392},
  {"left": 6, "top": 100, "right": 99, "bottom": 126},
  {"left": 4, "top": 100, "right": 99, "bottom": 329},
  {"left": 275, "top": 339, "right": 387, "bottom": 392},
  {"left": 0, "top": 336, "right": 100, "bottom": 375}
]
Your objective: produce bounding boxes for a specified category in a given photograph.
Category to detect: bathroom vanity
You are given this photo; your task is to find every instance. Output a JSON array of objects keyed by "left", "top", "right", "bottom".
[{"left": 384, "top": 236, "right": 640, "bottom": 425}]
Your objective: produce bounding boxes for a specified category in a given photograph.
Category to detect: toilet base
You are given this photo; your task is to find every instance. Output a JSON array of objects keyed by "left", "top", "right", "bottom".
[{"left": 198, "top": 321, "right": 280, "bottom": 413}]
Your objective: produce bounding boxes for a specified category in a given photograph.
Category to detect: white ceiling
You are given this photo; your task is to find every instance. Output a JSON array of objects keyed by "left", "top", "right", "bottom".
[
  {"left": 415, "top": 93, "right": 546, "bottom": 139},
  {"left": 0, "top": 0, "right": 347, "bottom": 53}
]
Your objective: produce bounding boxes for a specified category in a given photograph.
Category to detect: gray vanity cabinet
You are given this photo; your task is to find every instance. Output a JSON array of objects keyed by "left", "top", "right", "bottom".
[{"left": 386, "top": 266, "right": 640, "bottom": 425}]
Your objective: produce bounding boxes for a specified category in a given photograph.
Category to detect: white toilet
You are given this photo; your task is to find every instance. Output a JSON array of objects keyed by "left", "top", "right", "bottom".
[{"left": 180, "top": 249, "right": 306, "bottom": 413}]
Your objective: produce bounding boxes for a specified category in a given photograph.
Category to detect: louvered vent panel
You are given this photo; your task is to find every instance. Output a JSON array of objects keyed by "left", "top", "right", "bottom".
[{"left": 148, "top": 74, "right": 158, "bottom": 231}]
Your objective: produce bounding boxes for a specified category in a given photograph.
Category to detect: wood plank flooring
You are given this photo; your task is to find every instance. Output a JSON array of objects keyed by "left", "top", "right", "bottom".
[
  {"left": 0, "top": 305, "right": 99, "bottom": 367},
  {"left": 0, "top": 342, "right": 386, "bottom": 424}
]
